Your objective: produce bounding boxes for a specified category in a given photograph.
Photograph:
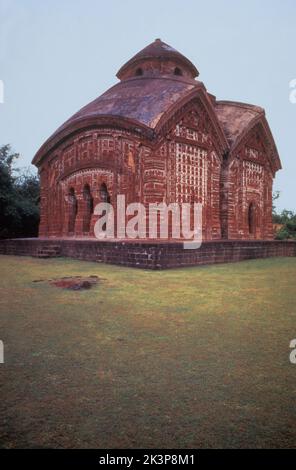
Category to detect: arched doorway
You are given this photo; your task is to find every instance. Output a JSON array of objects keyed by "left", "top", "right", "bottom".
[
  {"left": 68, "top": 188, "right": 77, "bottom": 234},
  {"left": 99, "top": 183, "right": 111, "bottom": 232},
  {"left": 99, "top": 183, "right": 110, "bottom": 203},
  {"left": 83, "top": 184, "right": 93, "bottom": 234},
  {"left": 248, "top": 202, "right": 256, "bottom": 236}
]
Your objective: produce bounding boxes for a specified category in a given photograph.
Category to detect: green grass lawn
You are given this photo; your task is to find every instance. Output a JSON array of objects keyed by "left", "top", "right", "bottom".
[{"left": 0, "top": 255, "right": 296, "bottom": 448}]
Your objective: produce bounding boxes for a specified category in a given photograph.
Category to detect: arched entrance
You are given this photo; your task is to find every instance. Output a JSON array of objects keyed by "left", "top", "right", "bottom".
[
  {"left": 99, "top": 183, "right": 111, "bottom": 232},
  {"left": 68, "top": 188, "right": 77, "bottom": 234},
  {"left": 248, "top": 202, "right": 256, "bottom": 236},
  {"left": 99, "top": 183, "right": 110, "bottom": 203},
  {"left": 83, "top": 184, "right": 93, "bottom": 234}
]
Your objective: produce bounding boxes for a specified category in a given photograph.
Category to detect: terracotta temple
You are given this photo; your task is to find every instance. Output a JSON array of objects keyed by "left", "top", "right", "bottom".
[{"left": 32, "top": 39, "right": 282, "bottom": 241}]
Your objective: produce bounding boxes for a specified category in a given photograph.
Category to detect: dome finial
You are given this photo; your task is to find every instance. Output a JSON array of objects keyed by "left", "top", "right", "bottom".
[{"left": 116, "top": 39, "right": 199, "bottom": 80}]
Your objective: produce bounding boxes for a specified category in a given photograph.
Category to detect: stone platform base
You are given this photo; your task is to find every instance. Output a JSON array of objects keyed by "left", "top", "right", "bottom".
[{"left": 0, "top": 238, "right": 295, "bottom": 269}]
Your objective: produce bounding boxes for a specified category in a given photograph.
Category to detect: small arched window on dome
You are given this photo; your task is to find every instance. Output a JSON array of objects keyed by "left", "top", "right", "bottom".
[
  {"left": 135, "top": 67, "right": 143, "bottom": 76},
  {"left": 174, "top": 67, "right": 183, "bottom": 76}
]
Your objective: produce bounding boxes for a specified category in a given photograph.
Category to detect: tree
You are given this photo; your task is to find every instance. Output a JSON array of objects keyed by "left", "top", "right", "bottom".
[
  {"left": 272, "top": 191, "right": 281, "bottom": 222},
  {"left": 275, "top": 213, "right": 296, "bottom": 240},
  {"left": 0, "top": 144, "right": 40, "bottom": 238},
  {"left": 272, "top": 191, "right": 296, "bottom": 240}
]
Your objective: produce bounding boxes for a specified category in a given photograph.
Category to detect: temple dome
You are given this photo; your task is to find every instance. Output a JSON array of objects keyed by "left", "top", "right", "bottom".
[
  {"left": 32, "top": 38, "right": 280, "bottom": 175},
  {"left": 116, "top": 39, "right": 199, "bottom": 80}
]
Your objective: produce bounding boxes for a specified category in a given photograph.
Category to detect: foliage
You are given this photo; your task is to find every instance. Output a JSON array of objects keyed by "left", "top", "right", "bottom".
[
  {"left": 275, "top": 219, "right": 296, "bottom": 240},
  {"left": 272, "top": 191, "right": 296, "bottom": 240},
  {"left": 272, "top": 190, "right": 280, "bottom": 217},
  {"left": 274, "top": 210, "right": 296, "bottom": 240},
  {"left": 0, "top": 144, "right": 40, "bottom": 238}
]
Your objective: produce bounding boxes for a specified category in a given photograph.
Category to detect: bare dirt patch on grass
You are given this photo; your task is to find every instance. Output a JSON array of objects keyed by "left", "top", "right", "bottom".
[{"left": 33, "top": 275, "right": 100, "bottom": 290}]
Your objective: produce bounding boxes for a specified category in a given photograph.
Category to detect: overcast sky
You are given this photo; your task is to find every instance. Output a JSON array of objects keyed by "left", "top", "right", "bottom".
[{"left": 0, "top": 0, "right": 295, "bottom": 211}]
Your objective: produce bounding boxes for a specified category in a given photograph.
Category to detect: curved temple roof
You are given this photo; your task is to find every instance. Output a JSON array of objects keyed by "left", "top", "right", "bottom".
[
  {"left": 215, "top": 100, "right": 265, "bottom": 146},
  {"left": 32, "top": 40, "right": 281, "bottom": 172},
  {"left": 215, "top": 100, "right": 281, "bottom": 170},
  {"left": 56, "top": 77, "right": 198, "bottom": 131},
  {"left": 116, "top": 38, "right": 199, "bottom": 79}
]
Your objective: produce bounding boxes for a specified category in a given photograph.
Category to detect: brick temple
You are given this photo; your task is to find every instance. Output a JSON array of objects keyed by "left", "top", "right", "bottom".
[{"left": 32, "top": 39, "right": 281, "bottom": 241}]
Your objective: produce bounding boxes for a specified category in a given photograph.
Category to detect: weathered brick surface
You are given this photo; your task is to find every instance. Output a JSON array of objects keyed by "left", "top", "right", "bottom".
[
  {"left": 0, "top": 42, "right": 287, "bottom": 271},
  {"left": 32, "top": 40, "right": 281, "bottom": 244},
  {"left": 0, "top": 239, "right": 295, "bottom": 270}
]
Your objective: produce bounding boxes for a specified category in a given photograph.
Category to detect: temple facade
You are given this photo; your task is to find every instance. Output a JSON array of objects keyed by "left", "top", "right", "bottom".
[{"left": 32, "top": 39, "right": 281, "bottom": 240}]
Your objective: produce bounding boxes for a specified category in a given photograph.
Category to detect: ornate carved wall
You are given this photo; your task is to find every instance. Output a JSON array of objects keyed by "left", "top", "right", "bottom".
[
  {"left": 38, "top": 129, "right": 140, "bottom": 237},
  {"left": 37, "top": 112, "right": 276, "bottom": 241},
  {"left": 34, "top": 39, "right": 281, "bottom": 242},
  {"left": 221, "top": 125, "right": 274, "bottom": 240}
]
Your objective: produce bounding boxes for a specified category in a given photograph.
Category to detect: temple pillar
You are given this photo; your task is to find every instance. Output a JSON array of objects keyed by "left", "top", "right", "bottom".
[
  {"left": 89, "top": 189, "right": 102, "bottom": 237},
  {"left": 74, "top": 191, "right": 85, "bottom": 237}
]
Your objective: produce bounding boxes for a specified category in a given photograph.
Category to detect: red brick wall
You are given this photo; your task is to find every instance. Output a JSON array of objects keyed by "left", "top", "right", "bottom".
[
  {"left": 221, "top": 124, "right": 274, "bottom": 240},
  {"left": 37, "top": 108, "right": 276, "bottom": 241},
  {"left": 0, "top": 239, "right": 295, "bottom": 270}
]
